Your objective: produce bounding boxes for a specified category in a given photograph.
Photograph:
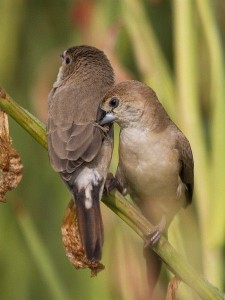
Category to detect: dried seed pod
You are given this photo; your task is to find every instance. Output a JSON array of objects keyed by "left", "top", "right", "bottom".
[
  {"left": 61, "top": 199, "right": 105, "bottom": 276},
  {"left": 0, "top": 110, "right": 23, "bottom": 202}
]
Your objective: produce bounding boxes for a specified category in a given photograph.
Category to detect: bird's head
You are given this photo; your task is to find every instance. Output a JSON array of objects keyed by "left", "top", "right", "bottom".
[
  {"left": 99, "top": 80, "right": 154, "bottom": 128},
  {"left": 55, "top": 45, "right": 114, "bottom": 87}
]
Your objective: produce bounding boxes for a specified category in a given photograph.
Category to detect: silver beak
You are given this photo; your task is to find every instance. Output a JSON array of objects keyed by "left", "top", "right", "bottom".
[{"left": 100, "top": 112, "right": 117, "bottom": 125}]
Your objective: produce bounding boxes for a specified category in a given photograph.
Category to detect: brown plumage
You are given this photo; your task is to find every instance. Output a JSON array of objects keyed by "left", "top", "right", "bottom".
[
  {"left": 99, "top": 80, "right": 194, "bottom": 296},
  {"left": 47, "top": 45, "right": 115, "bottom": 260}
]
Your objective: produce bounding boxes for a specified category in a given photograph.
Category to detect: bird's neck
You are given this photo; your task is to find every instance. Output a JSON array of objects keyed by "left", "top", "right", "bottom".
[{"left": 143, "top": 100, "right": 171, "bottom": 133}]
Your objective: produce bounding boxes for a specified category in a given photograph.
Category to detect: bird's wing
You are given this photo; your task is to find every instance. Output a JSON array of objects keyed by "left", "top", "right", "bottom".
[
  {"left": 176, "top": 131, "right": 194, "bottom": 205},
  {"left": 115, "top": 164, "right": 128, "bottom": 195},
  {"left": 47, "top": 86, "right": 104, "bottom": 175}
]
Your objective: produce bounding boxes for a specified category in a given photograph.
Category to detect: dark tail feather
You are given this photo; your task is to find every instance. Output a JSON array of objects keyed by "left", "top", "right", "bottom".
[
  {"left": 73, "top": 186, "right": 104, "bottom": 261},
  {"left": 144, "top": 248, "right": 162, "bottom": 298}
]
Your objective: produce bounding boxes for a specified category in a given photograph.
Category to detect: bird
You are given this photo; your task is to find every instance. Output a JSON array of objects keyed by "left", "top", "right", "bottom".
[
  {"left": 47, "top": 45, "right": 115, "bottom": 261},
  {"left": 99, "top": 80, "right": 194, "bottom": 295}
]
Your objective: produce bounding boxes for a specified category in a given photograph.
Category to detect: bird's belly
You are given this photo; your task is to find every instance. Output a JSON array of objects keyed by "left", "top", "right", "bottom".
[
  {"left": 119, "top": 135, "right": 183, "bottom": 223},
  {"left": 124, "top": 156, "right": 178, "bottom": 198}
]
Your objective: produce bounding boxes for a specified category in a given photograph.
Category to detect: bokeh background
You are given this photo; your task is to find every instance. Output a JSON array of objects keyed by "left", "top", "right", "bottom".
[{"left": 0, "top": 0, "right": 225, "bottom": 299}]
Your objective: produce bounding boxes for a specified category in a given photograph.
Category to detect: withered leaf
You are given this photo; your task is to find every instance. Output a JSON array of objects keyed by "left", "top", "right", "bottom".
[
  {"left": 166, "top": 276, "right": 180, "bottom": 300},
  {"left": 0, "top": 110, "right": 23, "bottom": 202},
  {"left": 61, "top": 199, "right": 105, "bottom": 276}
]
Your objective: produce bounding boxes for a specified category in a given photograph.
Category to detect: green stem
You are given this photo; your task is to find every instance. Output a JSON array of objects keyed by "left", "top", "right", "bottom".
[
  {"left": 196, "top": 0, "right": 225, "bottom": 249},
  {"left": 196, "top": 0, "right": 225, "bottom": 288},
  {"left": 0, "top": 87, "right": 224, "bottom": 299},
  {"left": 121, "top": 0, "right": 176, "bottom": 119},
  {"left": 173, "top": 0, "right": 212, "bottom": 282},
  {"left": 0, "top": 87, "right": 47, "bottom": 149},
  {"left": 102, "top": 191, "right": 224, "bottom": 300}
]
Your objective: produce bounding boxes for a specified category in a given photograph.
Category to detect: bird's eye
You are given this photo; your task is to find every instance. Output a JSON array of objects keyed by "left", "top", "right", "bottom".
[
  {"left": 109, "top": 97, "right": 119, "bottom": 108},
  {"left": 65, "top": 57, "right": 71, "bottom": 64}
]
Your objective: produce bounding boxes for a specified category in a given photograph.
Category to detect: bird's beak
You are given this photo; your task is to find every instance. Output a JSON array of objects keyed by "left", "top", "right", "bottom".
[{"left": 99, "top": 112, "right": 117, "bottom": 125}]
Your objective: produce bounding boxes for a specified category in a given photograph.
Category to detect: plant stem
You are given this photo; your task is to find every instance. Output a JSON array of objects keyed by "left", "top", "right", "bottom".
[
  {"left": 103, "top": 191, "right": 224, "bottom": 300},
  {"left": 0, "top": 87, "right": 47, "bottom": 149},
  {"left": 196, "top": 0, "right": 225, "bottom": 249},
  {"left": 196, "top": 0, "right": 225, "bottom": 288},
  {"left": 121, "top": 0, "right": 176, "bottom": 119},
  {"left": 173, "top": 0, "right": 212, "bottom": 283},
  {"left": 0, "top": 87, "right": 224, "bottom": 299}
]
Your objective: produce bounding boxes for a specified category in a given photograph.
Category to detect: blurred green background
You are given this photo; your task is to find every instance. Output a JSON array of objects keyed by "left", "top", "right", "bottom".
[{"left": 0, "top": 0, "right": 225, "bottom": 299}]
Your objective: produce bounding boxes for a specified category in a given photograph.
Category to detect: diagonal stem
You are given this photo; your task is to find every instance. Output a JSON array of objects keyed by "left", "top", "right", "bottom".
[{"left": 0, "top": 86, "right": 224, "bottom": 300}]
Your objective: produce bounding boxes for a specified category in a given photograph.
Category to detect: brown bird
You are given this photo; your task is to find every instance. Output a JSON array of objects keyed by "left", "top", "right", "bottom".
[
  {"left": 47, "top": 45, "right": 115, "bottom": 261},
  {"left": 99, "top": 80, "right": 194, "bottom": 295}
]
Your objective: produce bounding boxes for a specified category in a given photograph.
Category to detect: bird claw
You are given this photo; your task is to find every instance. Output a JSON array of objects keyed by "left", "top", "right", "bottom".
[
  {"left": 144, "top": 215, "right": 166, "bottom": 248},
  {"left": 104, "top": 173, "right": 127, "bottom": 195},
  {"left": 94, "top": 122, "right": 109, "bottom": 134},
  {"left": 103, "top": 173, "right": 119, "bottom": 194}
]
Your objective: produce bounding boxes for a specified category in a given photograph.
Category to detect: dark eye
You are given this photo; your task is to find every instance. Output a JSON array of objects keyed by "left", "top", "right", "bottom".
[
  {"left": 109, "top": 97, "right": 119, "bottom": 108},
  {"left": 65, "top": 57, "right": 71, "bottom": 64}
]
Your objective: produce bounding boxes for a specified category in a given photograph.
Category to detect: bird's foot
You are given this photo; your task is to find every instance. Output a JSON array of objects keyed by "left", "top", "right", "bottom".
[
  {"left": 104, "top": 173, "right": 127, "bottom": 195},
  {"left": 144, "top": 215, "right": 166, "bottom": 248},
  {"left": 93, "top": 122, "right": 109, "bottom": 134},
  {"left": 104, "top": 173, "right": 119, "bottom": 194}
]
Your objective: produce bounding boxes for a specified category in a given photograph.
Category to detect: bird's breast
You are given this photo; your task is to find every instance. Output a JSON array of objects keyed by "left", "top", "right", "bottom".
[
  {"left": 119, "top": 127, "right": 186, "bottom": 224},
  {"left": 119, "top": 127, "right": 180, "bottom": 199}
]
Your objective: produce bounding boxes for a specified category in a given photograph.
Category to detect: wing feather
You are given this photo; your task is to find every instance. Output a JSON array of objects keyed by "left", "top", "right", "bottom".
[
  {"left": 176, "top": 132, "right": 194, "bottom": 205},
  {"left": 47, "top": 81, "right": 112, "bottom": 178}
]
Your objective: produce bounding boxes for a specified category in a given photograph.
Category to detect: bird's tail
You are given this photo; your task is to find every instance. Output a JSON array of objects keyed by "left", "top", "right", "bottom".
[
  {"left": 144, "top": 248, "right": 162, "bottom": 298},
  {"left": 73, "top": 185, "right": 104, "bottom": 261}
]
